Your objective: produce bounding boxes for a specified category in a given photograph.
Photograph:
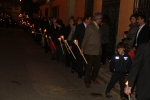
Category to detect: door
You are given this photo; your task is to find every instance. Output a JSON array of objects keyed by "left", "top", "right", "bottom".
[{"left": 102, "top": 0, "right": 120, "bottom": 59}]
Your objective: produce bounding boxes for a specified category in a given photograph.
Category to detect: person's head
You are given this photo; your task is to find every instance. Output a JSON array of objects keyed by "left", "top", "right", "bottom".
[
  {"left": 76, "top": 17, "right": 83, "bottom": 25},
  {"left": 56, "top": 19, "right": 65, "bottom": 28},
  {"left": 69, "top": 18, "right": 76, "bottom": 26},
  {"left": 53, "top": 18, "right": 57, "bottom": 25},
  {"left": 70, "top": 15, "right": 74, "bottom": 19},
  {"left": 137, "top": 14, "right": 146, "bottom": 25},
  {"left": 130, "top": 14, "right": 137, "bottom": 24},
  {"left": 116, "top": 42, "right": 125, "bottom": 55},
  {"left": 93, "top": 12, "right": 103, "bottom": 25},
  {"left": 123, "top": 31, "right": 128, "bottom": 38},
  {"left": 83, "top": 14, "right": 92, "bottom": 25}
]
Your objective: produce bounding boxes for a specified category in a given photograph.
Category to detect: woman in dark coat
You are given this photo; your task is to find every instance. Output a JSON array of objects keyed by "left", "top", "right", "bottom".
[
  {"left": 126, "top": 14, "right": 139, "bottom": 52},
  {"left": 54, "top": 20, "right": 65, "bottom": 62}
]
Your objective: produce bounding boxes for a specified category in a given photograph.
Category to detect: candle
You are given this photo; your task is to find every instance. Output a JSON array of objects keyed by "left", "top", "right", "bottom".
[
  {"left": 58, "top": 38, "right": 64, "bottom": 54},
  {"left": 64, "top": 40, "right": 76, "bottom": 59},
  {"left": 39, "top": 28, "right": 41, "bottom": 31},
  {"left": 125, "top": 81, "right": 131, "bottom": 100},
  {"left": 58, "top": 38, "right": 61, "bottom": 41},
  {"left": 60, "top": 35, "right": 64, "bottom": 40},
  {"left": 45, "top": 35, "right": 47, "bottom": 38},
  {"left": 74, "top": 40, "right": 88, "bottom": 64},
  {"left": 44, "top": 29, "right": 46, "bottom": 33}
]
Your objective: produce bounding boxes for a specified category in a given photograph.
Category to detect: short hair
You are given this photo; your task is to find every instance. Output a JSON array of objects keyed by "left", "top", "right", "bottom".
[
  {"left": 138, "top": 14, "right": 147, "bottom": 22},
  {"left": 93, "top": 12, "right": 103, "bottom": 21},
  {"left": 130, "top": 14, "right": 138, "bottom": 21},
  {"left": 76, "top": 17, "right": 83, "bottom": 21},
  {"left": 83, "top": 14, "right": 92, "bottom": 21},
  {"left": 124, "top": 31, "right": 128, "bottom": 35},
  {"left": 117, "top": 42, "right": 125, "bottom": 49}
]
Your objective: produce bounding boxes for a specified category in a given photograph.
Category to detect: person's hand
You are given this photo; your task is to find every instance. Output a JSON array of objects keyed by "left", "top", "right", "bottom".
[
  {"left": 124, "top": 86, "right": 132, "bottom": 95},
  {"left": 69, "top": 46, "right": 72, "bottom": 49}
]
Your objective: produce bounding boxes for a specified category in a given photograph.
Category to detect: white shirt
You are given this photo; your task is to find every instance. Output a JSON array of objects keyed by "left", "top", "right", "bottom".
[
  {"left": 83, "top": 22, "right": 87, "bottom": 28},
  {"left": 93, "top": 21, "right": 99, "bottom": 29},
  {"left": 135, "top": 24, "right": 145, "bottom": 46}
]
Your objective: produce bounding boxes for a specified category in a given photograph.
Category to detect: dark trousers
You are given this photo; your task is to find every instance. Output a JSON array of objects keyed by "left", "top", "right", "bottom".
[
  {"left": 84, "top": 54, "right": 101, "bottom": 84},
  {"left": 44, "top": 38, "right": 49, "bottom": 53},
  {"left": 72, "top": 46, "right": 84, "bottom": 75},
  {"left": 106, "top": 72, "right": 125, "bottom": 98},
  {"left": 101, "top": 44, "right": 107, "bottom": 64},
  {"left": 137, "top": 96, "right": 150, "bottom": 100},
  {"left": 56, "top": 45, "right": 65, "bottom": 62},
  {"left": 65, "top": 49, "right": 72, "bottom": 67}
]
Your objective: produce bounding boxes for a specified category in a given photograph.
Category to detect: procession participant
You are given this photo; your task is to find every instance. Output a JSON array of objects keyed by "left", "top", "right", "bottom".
[
  {"left": 81, "top": 12, "right": 102, "bottom": 87},
  {"left": 125, "top": 42, "right": 150, "bottom": 100},
  {"left": 105, "top": 42, "right": 132, "bottom": 100},
  {"left": 71, "top": 15, "right": 92, "bottom": 77},
  {"left": 133, "top": 14, "right": 150, "bottom": 48},
  {"left": 64, "top": 18, "right": 76, "bottom": 67}
]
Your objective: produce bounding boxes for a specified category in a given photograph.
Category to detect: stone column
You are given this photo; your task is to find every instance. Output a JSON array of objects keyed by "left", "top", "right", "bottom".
[
  {"left": 74, "top": 0, "right": 85, "bottom": 18},
  {"left": 66, "top": 0, "right": 76, "bottom": 25}
]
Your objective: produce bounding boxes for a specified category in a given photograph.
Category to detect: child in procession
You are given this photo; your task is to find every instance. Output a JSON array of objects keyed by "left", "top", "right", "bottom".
[{"left": 105, "top": 42, "right": 132, "bottom": 100}]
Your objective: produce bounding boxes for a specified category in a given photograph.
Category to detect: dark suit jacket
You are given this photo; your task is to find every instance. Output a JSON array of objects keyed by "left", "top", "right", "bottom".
[
  {"left": 71, "top": 23, "right": 85, "bottom": 47},
  {"left": 128, "top": 42, "right": 150, "bottom": 98},
  {"left": 81, "top": 22, "right": 101, "bottom": 55},
  {"left": 134, "top": 24, "right": 150, "bottom": 47}
]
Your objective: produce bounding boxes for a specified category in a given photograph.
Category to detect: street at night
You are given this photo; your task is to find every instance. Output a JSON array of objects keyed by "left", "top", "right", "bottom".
[{"left": 0, "top": 28, "right": 120, "bottom": 100}]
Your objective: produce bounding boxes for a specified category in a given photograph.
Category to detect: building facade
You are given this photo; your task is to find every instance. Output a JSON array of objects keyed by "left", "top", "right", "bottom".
[
  {"left": 38, "top": 0, "right": 148, "bottom": 56},
  {"left": 0, "top": 1, "right": 21, "bottom": 21}
]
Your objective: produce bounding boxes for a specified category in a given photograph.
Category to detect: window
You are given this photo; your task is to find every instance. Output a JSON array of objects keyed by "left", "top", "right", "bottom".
[
  {"left": 52, "top": 6, "right": 59, "bottom": 19},
  {"left": 45, "top": 8, "right": 48, "bottom": 17}
]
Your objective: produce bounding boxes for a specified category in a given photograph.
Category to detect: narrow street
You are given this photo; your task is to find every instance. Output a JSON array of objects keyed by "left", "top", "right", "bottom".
[{"left": 0, "top": 28, "right": 119, "bottom": 100}]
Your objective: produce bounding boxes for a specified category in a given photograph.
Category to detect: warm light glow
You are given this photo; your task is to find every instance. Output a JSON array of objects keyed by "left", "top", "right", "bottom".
[
  {"left": 125, "top": 81, "right": 128, "bottom": 86},
  {"left": 44, "top": 29, "right": 46, "bottom": 33},
  {"left": 58, "top": 38, "right": 61, "bottom": 41},
  {"left": 45, "top": 35, "right": 47, "bottom": 38},
  {"left": 39, "top": 28, "right": 41, "bottom": 31},
  {"left": 60, "top": 35, "right": 64, "bottom": 40},
  {"left": 20, "top": 0, "right": 21, "bottom": 1}
]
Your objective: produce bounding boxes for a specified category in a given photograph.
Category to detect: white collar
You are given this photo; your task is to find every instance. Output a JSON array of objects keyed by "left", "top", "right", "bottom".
[
  {"left": 83, "top": 22, "right": 87, "bottom": 28},
  {"left": 93, "top": 21, "right": 98, "bottom": 26},
  {"left": 139, "top": 24, "right": 145, "bottom": 29}
]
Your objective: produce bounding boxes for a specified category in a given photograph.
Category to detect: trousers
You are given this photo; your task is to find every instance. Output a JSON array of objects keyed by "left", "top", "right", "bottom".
[{"left": 106, "top": 72, "right": 126, "bottom": 97}]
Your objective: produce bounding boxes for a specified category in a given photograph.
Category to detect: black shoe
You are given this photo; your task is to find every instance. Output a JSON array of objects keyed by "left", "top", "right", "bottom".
[{"left": 105, "top": 93, "right": 112, "bottom": 98}]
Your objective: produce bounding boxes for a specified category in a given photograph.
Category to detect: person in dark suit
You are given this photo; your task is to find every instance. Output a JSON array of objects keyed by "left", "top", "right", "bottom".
[
  {"left": 125, "top": 42, "right": 150, "bottom": 100},
  {"left": 133, "top": 14, "right": 150, "bottom": 48},
  {"left": 81, "top": 12, "right": 103, "bottom": 88},
  {"left": 71, "top": 15, "right": 92, "bottom": 78}
]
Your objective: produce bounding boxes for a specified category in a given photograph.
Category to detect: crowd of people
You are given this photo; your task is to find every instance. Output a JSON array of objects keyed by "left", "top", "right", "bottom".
[
  {"left": 24, "top": 12, "right": 150, "bottom": 100},
  {"left": 28, "top": 12, "right": 110, "bottom": 84}
]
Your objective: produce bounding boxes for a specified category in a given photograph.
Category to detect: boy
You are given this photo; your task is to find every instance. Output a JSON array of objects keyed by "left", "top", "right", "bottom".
[{"left": 105, "top": 42, "right": 132, "bottom": 100}]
